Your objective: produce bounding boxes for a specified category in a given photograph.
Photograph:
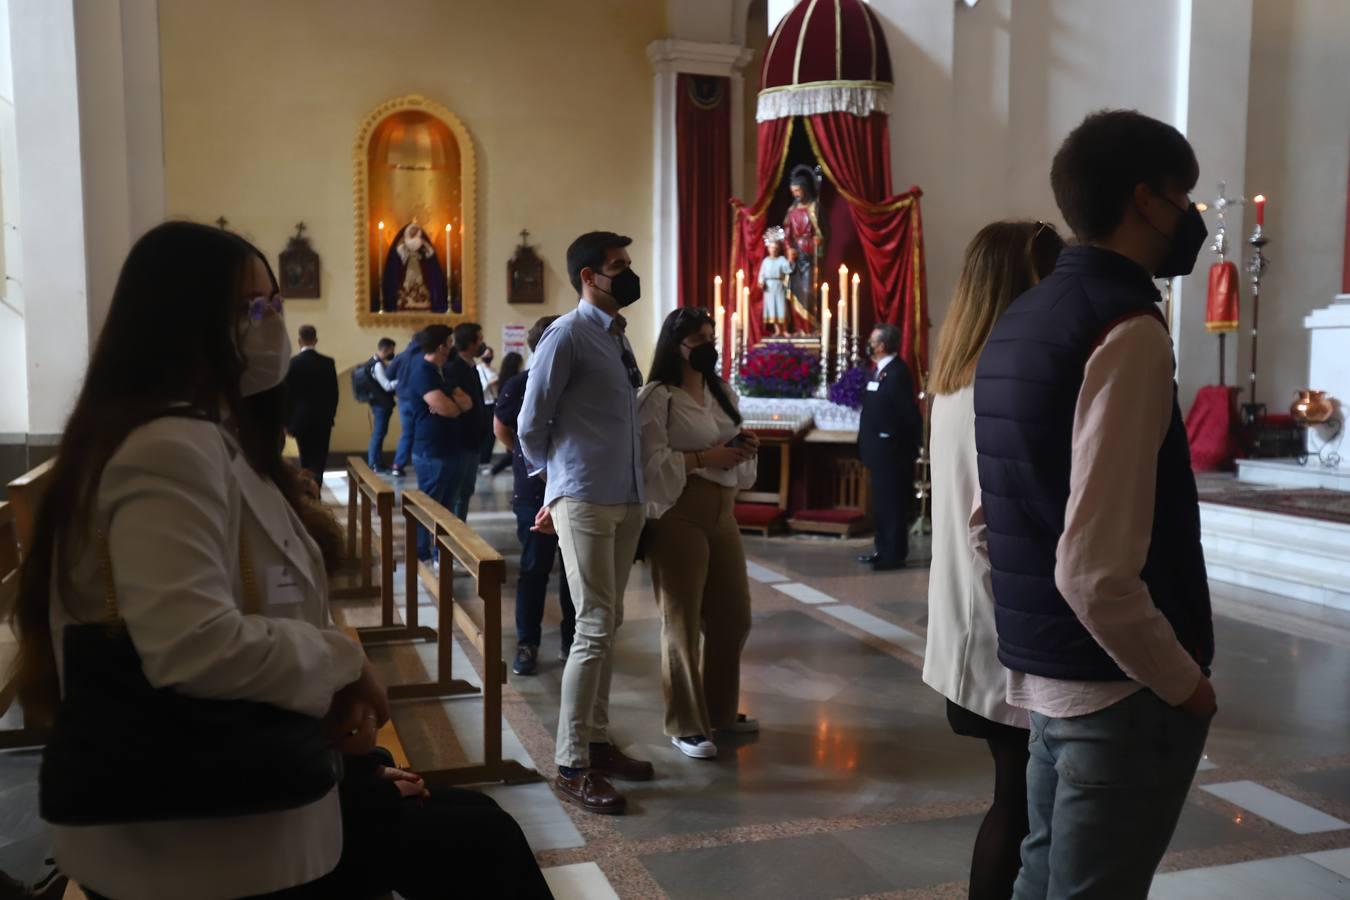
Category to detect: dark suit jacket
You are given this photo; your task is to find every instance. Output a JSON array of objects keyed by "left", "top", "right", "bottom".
[
  {"left": 284, "top": 348, "right": 339, "bottom": 434},
  {"left": 858, "top": 357, "right": 922, "bottom": 470}
]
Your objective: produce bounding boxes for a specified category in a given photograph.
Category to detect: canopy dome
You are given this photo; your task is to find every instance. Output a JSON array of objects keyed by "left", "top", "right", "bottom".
[{"left": 757, "top": 0, "right": 893, "bottom": 122}]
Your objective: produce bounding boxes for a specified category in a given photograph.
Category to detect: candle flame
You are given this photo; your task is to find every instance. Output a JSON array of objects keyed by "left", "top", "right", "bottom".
[
  {"left": 378, "top": 220, "right": 385, "bottom": 230},
  {"left": 445, "top": 223, "right": 451, "bottom": 231},
  {"left": 852, "top": 273, "right": 860, "bottom": 285},
  {"left": 839, "top": 264, "right": 848, "bottom": 275},
  {"left": 714, "top": 275, "right": 722, "bottom": 284},
  {"left": 736, "top": 268, "right": 744, "bottom": 278},
  {"left": 1254, "top": 194, "right": 1266, "bottom": 203},
  {"left": 1195, "top": 202, "right": 1208, "bottom": 213}
]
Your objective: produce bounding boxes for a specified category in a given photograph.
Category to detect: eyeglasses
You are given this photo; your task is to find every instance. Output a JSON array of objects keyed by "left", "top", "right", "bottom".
[
  {"left": 246, "top": 293, "right": 284, "bottom": 323},
  {"left": 620, "top": 348, "right": 643, "bottom": 389}
]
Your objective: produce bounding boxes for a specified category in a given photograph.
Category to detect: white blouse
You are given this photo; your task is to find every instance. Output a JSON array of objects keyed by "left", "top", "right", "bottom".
[
  {"left": 923, "top": 386, "right": 1028, "bottom": 729},
  {"left": 638, "top": 381, "right": 758, "bottom": 519}
]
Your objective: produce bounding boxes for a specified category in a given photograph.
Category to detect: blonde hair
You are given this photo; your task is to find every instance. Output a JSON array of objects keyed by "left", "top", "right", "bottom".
[{"left": 929, "top": 220, "right": 1064, "bottom": 396}]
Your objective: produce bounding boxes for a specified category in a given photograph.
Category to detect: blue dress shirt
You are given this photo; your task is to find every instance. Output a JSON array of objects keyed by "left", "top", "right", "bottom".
[{"left": 518, "top": 300, "right": 644, "bottom": 508}]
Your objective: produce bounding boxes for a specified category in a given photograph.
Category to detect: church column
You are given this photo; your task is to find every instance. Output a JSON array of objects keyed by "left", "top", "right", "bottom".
[
  {"left": 646, "top": 39, "right": 755, "bottom": 342},
  {"left": 2, "top": 0, "right": 165, "bottom": 482}
]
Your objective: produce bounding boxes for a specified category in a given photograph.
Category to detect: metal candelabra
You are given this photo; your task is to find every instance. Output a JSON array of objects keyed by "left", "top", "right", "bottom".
[{"left": 1244, "top": 221, "right": 1270, "bottom": 422}]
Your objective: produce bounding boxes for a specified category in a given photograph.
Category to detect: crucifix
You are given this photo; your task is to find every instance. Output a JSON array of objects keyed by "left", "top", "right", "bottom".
[
  {"left": 519, "top": 228, "right": 531, "bottom": 246},
  {"left": 294, "top": 221, "right": 308, "bottom": 240},
  {"left": 215, "top": 216, "right": 229, "bottom": 230}
]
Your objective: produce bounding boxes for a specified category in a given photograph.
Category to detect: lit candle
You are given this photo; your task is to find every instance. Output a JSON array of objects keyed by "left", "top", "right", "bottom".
[
  {"left": 377, "top": 220, "right": 386, "bottom": 280},
  {"left": 851, "top": 272, "right": 860, "bottom": 339},
  {"left": 1254, "top": 194, "right": 1266, "bottom": 227},
  {"left": 838, "top": 264, "right": 849, "bottom": 336},
  {"left": 735, "top": 268, "right": 745, "bottom": 312},
  {"left": 741, "top": 286, "right": 750, "bottom": 342},
  {"left": 713, "top": 274, "right": 724, "bottom": 368},
  {"left": 445, "top": 223, "right": 453, "bottom": 282}
]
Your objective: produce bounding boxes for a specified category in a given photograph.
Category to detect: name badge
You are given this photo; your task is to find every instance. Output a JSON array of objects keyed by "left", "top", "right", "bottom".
[
  {"left": 866, "top": 381, "right": 880, "bottom": 392},
  {"left": 265, "top": 565, "right": 305, "bottom": 607}
]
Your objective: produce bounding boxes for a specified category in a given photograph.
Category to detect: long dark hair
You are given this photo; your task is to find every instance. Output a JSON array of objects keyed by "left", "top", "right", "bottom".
[
  {"left": 497, "top": 351, "right": 524, "bottom": 385},
  {"left": 647, "top": 307, "right": 741, "bottom": 426},
  {"left": 10, "top": 221, "right": 330, "bottom": 722}
]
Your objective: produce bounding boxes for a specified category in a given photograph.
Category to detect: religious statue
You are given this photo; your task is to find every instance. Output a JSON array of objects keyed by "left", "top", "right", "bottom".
[
  {"left": 381, "top": 221, "right": 449, "bottom": 313},
  {"left": 782, "top": 164, "right": 824, "bottom": 333},
  {"left": 758, "top": 226, "right": 792, "bottom": 337}
]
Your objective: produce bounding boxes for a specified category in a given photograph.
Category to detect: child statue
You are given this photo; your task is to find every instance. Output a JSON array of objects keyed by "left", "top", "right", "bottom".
[{"left": 758, "top": 227, "right": 792, "bottom": 337}]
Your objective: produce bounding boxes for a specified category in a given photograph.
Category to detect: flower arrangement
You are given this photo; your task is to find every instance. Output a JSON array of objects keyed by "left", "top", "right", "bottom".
[
  {"left": 736, "top": 342, "right": 821, "bottom": 398},
  {"left": 827, "top": 364, "right": 871, "bottom": 410}
]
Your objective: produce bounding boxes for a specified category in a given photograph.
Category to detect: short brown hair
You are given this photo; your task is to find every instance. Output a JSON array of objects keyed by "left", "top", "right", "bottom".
[{"left": 527, "top": 315, "right": 560, "bottom": 352}]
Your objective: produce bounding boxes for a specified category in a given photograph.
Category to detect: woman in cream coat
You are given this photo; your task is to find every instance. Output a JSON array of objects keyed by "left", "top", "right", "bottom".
[
  {"left": 13, "top": 223, "right": 386, "bottom": 899},
  {"left": 924, "top": 221, "right": 1062, "bottom": 900}
]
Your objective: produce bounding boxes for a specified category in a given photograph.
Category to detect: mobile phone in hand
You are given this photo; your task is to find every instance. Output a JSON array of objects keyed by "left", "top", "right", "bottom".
[{"left": 728, "top": 433, "right": 747, "bottom": 449}]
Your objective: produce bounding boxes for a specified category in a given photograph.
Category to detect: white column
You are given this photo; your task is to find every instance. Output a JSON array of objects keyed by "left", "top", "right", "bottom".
[
  {"left": 0, "top": 0, "right": 27, "bottom": 442},
  {"left": 10, "top": 0, "right": 91, "bottom": 441},
  {"left": 75, "top": 0, "right": 165, "bottom": 342},
  {"left": 646, "top": 39, "right": 755, "bottom": 342}
]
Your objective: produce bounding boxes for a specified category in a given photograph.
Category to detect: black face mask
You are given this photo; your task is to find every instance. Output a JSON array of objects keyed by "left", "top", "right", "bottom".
[
  {"left": 1150, "top": 198, "right": 1208, "bottom": 278},
  {"left": 597, "top": 268, "right": 641, "bottom": 307},
  {"left": 685, "top": 342, "right": 718, "bottom": 376}
]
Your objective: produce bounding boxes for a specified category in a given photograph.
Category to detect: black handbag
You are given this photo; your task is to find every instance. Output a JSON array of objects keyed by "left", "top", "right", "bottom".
[{"left": 39, "top": 523, "right": 343, "bottom": 825}]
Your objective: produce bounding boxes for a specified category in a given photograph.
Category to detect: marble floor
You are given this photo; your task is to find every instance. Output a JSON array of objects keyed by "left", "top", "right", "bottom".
[{"left": 3, "top": 467, "right": 1349, "bottom": 899}]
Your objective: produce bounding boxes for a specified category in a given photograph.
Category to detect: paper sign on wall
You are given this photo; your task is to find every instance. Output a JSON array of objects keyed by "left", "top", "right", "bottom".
[{"left": 502, "top": 324, "right": 528, "bottom": 359}]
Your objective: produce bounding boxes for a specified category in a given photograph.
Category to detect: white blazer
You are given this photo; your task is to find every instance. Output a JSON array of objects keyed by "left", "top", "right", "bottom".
[
  {"left": 922, "top": 386, "right": 1028, "bottom": 729},
  {"left": 48, "top": 416, "right": 367, "bottom": 900}
]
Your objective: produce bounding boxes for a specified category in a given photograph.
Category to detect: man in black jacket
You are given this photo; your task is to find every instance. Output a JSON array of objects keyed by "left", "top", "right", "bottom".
[
  {"left": 284, "top": 324, "right": 339, "bottom": 478},
  {"left": 857, "top": 323, "right": 921, "bottom": 570}
]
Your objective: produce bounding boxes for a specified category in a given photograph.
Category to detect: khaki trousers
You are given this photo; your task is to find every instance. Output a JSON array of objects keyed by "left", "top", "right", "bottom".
[
  {"left": 648, "top": 477, "right": 752, "bottom": 737},
  {"left": 552, "top": 498, "right": 644, "bottom": 767}
]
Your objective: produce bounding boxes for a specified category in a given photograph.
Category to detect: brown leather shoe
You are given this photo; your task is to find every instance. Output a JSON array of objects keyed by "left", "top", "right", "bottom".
[
  {"left": 589, "top": 742, "right": 655, "bottom": 781},
  {"left": 553, "top": 771, "right": 627, "bottom": 815}
]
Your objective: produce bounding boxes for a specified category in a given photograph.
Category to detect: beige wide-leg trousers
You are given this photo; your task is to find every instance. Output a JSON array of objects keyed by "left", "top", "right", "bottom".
[
  {"left": 648, "top": 477, "right": 753, "bottom": 738},
  {"left": 552, "top": 498, "right": 644, "bottom": 768}
]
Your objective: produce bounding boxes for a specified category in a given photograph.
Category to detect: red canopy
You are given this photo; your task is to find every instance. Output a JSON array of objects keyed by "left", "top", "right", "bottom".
[{"left": 731, "top": 0, "right": 928, "bottom": 387}]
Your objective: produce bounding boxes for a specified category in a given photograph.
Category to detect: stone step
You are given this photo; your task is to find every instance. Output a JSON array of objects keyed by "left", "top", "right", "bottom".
[{"left": 1203, "top": 548, "right": 1350, "bottom": 612}]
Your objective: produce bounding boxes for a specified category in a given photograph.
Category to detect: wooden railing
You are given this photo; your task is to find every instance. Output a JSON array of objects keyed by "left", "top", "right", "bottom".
[
  {"left": 399, "top": 489, "right": 538, "bottom": 787},
  {"left": 336, "top": 457, "right": 436, "bottom": 646},
  {"left": 0, "top": 458, "right": 56, "bottom": 750}
]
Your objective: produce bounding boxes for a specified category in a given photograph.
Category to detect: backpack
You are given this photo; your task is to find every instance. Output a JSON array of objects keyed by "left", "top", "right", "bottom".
[{"left": 351, "top": 359, "right": 379, "bottom": 404}]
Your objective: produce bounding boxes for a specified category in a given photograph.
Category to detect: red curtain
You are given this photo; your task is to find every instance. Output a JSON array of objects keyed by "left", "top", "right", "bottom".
[
  {"left": 730, "top": 117, "right": 794, "bottom": 375},
  {"left": 806, "top": 111, "right": 928, "bottom": 385},
  {"left": 676, "top": 75, "right": 731, "bottom": 314}
]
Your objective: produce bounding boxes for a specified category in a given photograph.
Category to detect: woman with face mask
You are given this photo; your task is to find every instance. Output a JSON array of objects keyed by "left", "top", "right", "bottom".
[
  {"left": 637, "top": 308, "right": 760, "bottom": 760},
  {"left": 12, "top": 222, "right": 553, "bottom": 899}
]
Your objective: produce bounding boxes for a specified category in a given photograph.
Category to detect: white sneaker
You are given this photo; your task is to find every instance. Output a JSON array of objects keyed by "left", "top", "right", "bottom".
[
  {"left": 717, "top": 714, "right": 760, "bottom": 734},
  {"left": 671, "top": 735, "right": 717, "bottom": 759}
]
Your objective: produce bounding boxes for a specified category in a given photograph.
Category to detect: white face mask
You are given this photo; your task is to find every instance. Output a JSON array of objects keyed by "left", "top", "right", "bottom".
[{"left": 238, "top": 313, "right": 292, "bottom": 397}]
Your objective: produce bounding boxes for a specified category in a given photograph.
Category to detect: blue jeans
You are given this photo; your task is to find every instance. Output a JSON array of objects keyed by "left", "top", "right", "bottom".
[
  {"left": 514, "top": 504, "right": 575, "bottom": 649},
  {"left": 413, "top": 453, "right": 457, "bottom": 560},
  {"left": 393, "top": 397, "right": 417, "bottom": 470},
  {"left": 447, "top": 448, "right": 480, "bottom": 522},
  {"left": 367, "top": 403, "right": 393, "bottom": 470},
  {"left": 1013, "top": 689, "right": 1211, "bottom": 900}
]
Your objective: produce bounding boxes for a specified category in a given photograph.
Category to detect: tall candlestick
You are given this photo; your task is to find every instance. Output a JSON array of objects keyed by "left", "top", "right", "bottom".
[
  {"left": 850, "top": 272, "right": 860, "bottom": 340},
  {"left": 1254, "top": 194, "right": 1266, "bottom": 227},
  {"left": 741, "top": 286, "right": 750, "bottom": 346},
  {"left": 735, "top": 268, "right": 745, "bottom": 313},
  {"left": 837, "top": 294, "right": 846, "bottom": 364},
  {"left": 730, "top": 311, "right": 740, "bottom": 373},
  {"left": 838, "top": 264, "right": 849, "bottom": 334},
  {"left": 445, "top": 223, "right": 453, "bottom": 284},
  {"left": 377, "top": 220, "right": 387, "bottom": 283},
  {"left": 821, "top": 302, "right": 832, "bottom": 384},
  {"left": 713, "top": 275, "right": 725, "bottom": 373}
]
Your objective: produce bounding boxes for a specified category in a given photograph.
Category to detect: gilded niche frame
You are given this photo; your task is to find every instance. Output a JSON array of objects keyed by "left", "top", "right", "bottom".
[{"left": 353, "top": 94, "right": 478, "bottom": 329}]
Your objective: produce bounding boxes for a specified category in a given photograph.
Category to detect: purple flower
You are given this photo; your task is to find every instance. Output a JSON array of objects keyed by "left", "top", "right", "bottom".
[
  {"left": 734, "top": 342, "right": 822, "bottom": 398},
  {"left": 827, "top": 365, "right": 871, "bottom": 410}
]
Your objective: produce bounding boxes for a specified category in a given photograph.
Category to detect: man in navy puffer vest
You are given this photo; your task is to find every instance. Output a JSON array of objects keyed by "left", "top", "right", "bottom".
[{"left": 973, "top": 110, "right": 1218, "bottom": 900}]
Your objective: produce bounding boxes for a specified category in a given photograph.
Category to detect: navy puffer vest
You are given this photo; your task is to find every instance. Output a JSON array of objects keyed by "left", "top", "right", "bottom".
[{"left": 973, "top": 246, "right": 1213, "bottom": 681}]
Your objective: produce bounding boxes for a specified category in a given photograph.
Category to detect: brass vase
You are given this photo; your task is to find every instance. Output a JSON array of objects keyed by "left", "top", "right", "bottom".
[{"left": 1290, "top": 389, "right": 1334, "bottom": 424}]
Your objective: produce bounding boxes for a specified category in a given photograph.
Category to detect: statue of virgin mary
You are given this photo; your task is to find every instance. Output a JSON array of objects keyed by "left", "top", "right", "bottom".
[{"left": 381, "top": 222, "right": 450, "bottom": 313}]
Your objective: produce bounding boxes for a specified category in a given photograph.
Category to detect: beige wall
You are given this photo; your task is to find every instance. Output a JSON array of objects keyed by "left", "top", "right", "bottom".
[
  {"left": 1243, "top": 0, "right": 1350, "bottom": 410},
  {"left": 159, "top": 0, "right": 665, "bottom": 452}
]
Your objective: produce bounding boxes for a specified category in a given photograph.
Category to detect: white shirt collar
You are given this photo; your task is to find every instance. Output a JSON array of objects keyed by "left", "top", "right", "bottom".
[
  {"left": 299, "top": 345, "right": 315, "bottom": 353},
  {"left": 875, "top": 354, "right": 897, "bottom": 374}
]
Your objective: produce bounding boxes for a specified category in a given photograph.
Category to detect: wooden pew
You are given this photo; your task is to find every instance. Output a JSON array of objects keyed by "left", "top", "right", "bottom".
[
  {"left": 400, "top": 489, "right": 538, "bottom": 787},
  {"left": 339, "top": 625, "right": 410, "bottom": 770},
  {"left": 335, "top": 457, "right": 436, "bottom": 647},
  {"left": 1, "top": 456, "right": 57, "bottom": 749}
]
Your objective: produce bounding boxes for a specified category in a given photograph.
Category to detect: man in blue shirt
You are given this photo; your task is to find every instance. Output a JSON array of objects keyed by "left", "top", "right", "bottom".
[
  {"left": 518, "top": 231, "right": 652, "bottom": 815},
  {"left": 445, "top": 322, "right": 488, "bottom": 521},
  {"left": 404, "top": 325, "right": 472, "bottom": 560},
  {"left": 493, "top": 315, "right": 575, "bottom": 677},
  {"left": 389, "top": 332, "right": 423, "bottom": 478}
]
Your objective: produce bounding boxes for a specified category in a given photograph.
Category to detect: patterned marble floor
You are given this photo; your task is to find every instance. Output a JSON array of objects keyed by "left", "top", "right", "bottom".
[{"left": 3, "top": 467, "right": 1348, "bottom": 899}]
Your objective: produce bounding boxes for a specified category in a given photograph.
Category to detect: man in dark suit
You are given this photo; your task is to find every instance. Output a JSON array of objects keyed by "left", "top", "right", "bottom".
[
  {"left": 857, "top": 323, "right": 921, "bottom": 570},
  {"left": 284, "top": 324, "right": 339, "bottom": 479}
]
